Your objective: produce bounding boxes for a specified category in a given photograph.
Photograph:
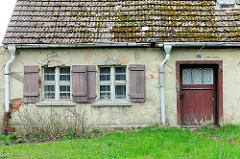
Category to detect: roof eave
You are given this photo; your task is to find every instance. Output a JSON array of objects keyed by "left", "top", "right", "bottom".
[{"left": 2, "top": 42, "right": 240, "bottom": 49}]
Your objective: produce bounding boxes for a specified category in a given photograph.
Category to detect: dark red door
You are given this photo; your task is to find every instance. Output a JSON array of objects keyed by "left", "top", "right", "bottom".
[{"left": 180, "top": 66, "right": 217, "bottom": 126}]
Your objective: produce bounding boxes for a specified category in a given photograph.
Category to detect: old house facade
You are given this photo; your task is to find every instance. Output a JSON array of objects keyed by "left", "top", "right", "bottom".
[{"left": 1, "top": 0, "right": 240, "bottom": 133}]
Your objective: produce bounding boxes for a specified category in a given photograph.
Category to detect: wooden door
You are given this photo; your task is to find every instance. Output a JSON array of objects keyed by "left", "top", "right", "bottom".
[{"left": 180, "top": 66, "right": 217, "bottom": 126}]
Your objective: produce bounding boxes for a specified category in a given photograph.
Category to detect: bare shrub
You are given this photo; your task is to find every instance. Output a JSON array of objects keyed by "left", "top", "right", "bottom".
[{"left": 10, "top": 107, "right": 89, "bottom": 138}]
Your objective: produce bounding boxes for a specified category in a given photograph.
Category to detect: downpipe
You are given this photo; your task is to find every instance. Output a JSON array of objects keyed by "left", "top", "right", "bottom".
[
  {"left": 2, "top": 45, "right": 16, "bottom": 135},
  {"left": 160, "top": 43, "right": 172, "bottom": 125},
  {"left": 5, "top": 45, "right": 16, "bottom": 112}
]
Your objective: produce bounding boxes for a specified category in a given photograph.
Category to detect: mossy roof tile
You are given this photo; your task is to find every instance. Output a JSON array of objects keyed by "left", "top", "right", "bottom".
[{"left": 2, "top": 0, "right": 240, "bottom": 44}]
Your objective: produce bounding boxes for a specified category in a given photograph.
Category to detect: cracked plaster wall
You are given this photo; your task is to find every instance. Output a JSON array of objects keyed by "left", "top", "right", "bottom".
[
  {"left": 0, "top": 47, "right": 11, "bottom": 130},
  {"left": 4, "top": 48, "right": 162, "bottom": 130},
  {"left": 1, "top": 47, "right": 240, "bottom": 131}
]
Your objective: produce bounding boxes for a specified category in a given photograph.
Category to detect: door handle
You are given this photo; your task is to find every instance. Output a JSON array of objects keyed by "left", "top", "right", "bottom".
[{"left": 180, "top": 93, "right": 184, "bottom": 98}]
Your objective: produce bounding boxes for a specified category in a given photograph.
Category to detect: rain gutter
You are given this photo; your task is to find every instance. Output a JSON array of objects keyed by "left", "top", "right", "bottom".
[
  {"left": 3, "top": 43, "right": 152, "bottom": 49},
  {"left": 2, "top": 42, "right": 240, "bottom": 49}
]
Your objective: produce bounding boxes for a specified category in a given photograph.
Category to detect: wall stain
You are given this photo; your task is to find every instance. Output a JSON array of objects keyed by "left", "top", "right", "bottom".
[
  {"left": 117, "top": 54, "right": 128, "bottom": 64},
  {"left": 105, "top": 58, "right": 122, "bottom": 65},
  {"left": 235, "top": 62, "right": 240, "bottom": 85},
  {"left": 48, "top": 60, "right": 65, "bottom": 67},
  {"left": 134, "top": 49, "right": 141, "bottom": 61},
  {"left": 84, "top": 54, "right": 92, "bottom": 62},
  {"left": 11, "top": 72, "right": 23, "bottom": 83}
]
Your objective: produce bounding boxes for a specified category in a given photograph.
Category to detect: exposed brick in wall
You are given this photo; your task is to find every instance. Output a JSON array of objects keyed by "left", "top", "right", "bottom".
[
  {"left": 38, "top": 77, "right": 42, "bottom": 88},
  {"left": 10, "top": 99, "right": 22, "bottom": 112}
]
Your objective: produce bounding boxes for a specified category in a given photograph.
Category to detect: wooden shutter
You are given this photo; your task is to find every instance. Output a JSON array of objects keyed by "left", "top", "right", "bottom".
[
  {"left": 72, "top": 65, "right": 88, "bottom": 102},
  {"left": 87, "top": 65, "right": 96, "bottom": 102},
  {"left": 23, "top": 66, "right": 39, "bottom": 103},
  {"left": 72, "top": 65, "right": 96, "bottom": 102},
  {"left": 129, "top": 64, "right": 145, "bottom": 102}
]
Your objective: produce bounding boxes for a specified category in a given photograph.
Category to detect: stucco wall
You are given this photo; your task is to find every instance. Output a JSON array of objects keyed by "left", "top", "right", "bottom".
[
  {"left": 0, "top": 47, "right": 163, "bottom": 133},
  {"left": 0, "top": 47, "right": 11, "bottom": 131},
  {"left": 167, "top": 48, "right": 240, "bottom": 125},
  {"left": 0, "top": 47, "right": 240, "bottom": 133}
]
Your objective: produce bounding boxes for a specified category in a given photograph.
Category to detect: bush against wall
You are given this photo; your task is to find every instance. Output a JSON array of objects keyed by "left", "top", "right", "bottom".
[{"left": 10, "top": 106, "right": 90, "bottom": 137}]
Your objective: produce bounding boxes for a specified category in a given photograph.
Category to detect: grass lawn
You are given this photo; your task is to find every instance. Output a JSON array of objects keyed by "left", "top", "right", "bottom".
[{"left": 0, "top": 126, "right": 240, "bottom": 158}]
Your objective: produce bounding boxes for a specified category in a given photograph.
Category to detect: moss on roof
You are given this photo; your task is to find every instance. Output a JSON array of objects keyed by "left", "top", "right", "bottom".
[{"left": 3, "top": 0, "right": 240, "bottom": 44}]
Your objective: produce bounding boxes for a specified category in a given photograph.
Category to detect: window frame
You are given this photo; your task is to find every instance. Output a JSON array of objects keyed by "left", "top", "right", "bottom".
[
  {"left": 42, "top": 67, "right": 71, "bottom": 101},
  {"left": 98, "top": 66, "right": 127, "bottom": 101}
]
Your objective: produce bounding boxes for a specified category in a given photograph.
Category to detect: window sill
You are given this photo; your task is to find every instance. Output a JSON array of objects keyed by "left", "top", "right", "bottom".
[
  {"left": 92, "top": 101, "right": 132, "bottom": 107},
  {"left": 36, "top": 101, "right": 76, "bottom": 107}
]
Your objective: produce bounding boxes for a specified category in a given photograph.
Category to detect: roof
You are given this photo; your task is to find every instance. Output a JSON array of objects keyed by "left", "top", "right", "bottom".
[{"left": 3, "top": 0, "right": 240, "bottom": 44}]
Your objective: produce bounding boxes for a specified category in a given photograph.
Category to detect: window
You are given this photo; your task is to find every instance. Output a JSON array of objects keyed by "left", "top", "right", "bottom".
[
  {"left": 216, "top": 0, "right": 239, "bottom": 9},
  {"left": 99, "top": 66, "right": 126, "bottom": 100},
  {"left": 43, "top": 67, "right": 71, "bottom": 100},
  {"left": 182, "top": 68, "right": 213, "bottom": 85}
]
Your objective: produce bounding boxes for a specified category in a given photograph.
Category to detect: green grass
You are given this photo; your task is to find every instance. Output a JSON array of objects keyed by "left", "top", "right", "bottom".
[
  {"left": 198, "top": 125, "right": 240, "bottom": 144},
  {"left": 0, "top": 126, "right": 240, "bottom": 158}
]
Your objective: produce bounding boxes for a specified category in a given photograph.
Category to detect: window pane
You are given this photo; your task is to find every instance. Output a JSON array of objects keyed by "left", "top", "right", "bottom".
[
  {"left": 44, "top": 85, "right": 55, "bottom": 92},
  {"left": 100, "top": 67, "right": 110, "bottom": 74},
  {"left": 60, "top": 85, "right": 70, "bottom": 92},
  {"left": 44, "top": 93, "right": 55, "bottom": 99},
  {"left": 100, "top": 85, "right": 111, "bottom": 99},
  {"left": 100, "top": 67, "right": 110, "bottom": 81},
  {"left": 60, "top": 93, "right": 70, "bottom": 99},
  {"left": 60, "top": 75, "right": 70, "bottom": 81},
  {"left": 44, "top": 68, "right": 55, "bottom": 81},
  {"left": 193, "top": 69, "right": 203, "bottom": 84},
  {"left": 44, "top": 85, "right": 55, "bottom": 99},
  {"left": 204, "top": 69, "right": 213, "bottom": 84},
  {"left": 100, "top": 85, "right": 110, "bottom": 91},
  {"left": 115, "top": 67, "right": 126, "bottom": 81},
  {"left": 100, "top": 75, "right": 110, "bottom": 81},
  {"left": 59, "top": 85, "right": 70, "bottom": 100},
  {"left": 60, "top": 67, "right": 70, "bottom": 74},
  {"left": 44, "top": 75, "right": 55, "bottom": 81},
  {"left": 115, "top": 85, "right": 126, "bottom": 99},
  {"left": 115, "top": 75, "right": 126, "bottom": 81},
  {"left": 182, "top": 69, "right": 192, "bottom": 85},
  {"left": 44, "top": 68, "right": 55, "bottom": 74},
  {"left": 115, "top": 67, "right": 126, "bottom": 73},
  {"left": 100, "top": 93, "right": 111, "bottom": 99},
  {"left": 60, "top": 67, "right": 70, "bottom": 81}
]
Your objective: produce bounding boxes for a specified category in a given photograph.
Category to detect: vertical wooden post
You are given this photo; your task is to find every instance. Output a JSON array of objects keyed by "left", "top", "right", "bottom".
[{"left": 2, "top": 111, "right": 11, "bottom": 135}]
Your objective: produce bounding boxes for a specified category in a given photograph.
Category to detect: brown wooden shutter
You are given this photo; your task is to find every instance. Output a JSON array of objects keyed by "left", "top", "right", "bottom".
[
  {"left": 72, "top": 65, "right": 88, "bottom": 102},
  {"left": 23, "top": 66, "right": 39, "bottom": 103},
  {"left": 87, "top": 65, "right": 96, "bottom": 102},
  {"left": 72, "top": 65, "right": 96, "bottom": 102},
  {"left": 129, "top": 64, "right": 145, "bottom": 102}
]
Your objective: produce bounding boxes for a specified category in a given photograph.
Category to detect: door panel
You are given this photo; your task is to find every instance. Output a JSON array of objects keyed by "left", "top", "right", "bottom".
[
  {"left": 194, "top": 90, "right": 214, "bottom": 125},
  {"left": 181, "top": 90, "right": 193, "bottom": 125},
  {"left": 180, "top": 66, "right": 216, "bottom": 126}
]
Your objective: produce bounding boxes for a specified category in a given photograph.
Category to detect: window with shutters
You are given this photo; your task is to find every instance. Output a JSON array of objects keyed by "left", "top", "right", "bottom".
[
  {"left": 43, "top": 67, "right": 71, "bottom": 100},
  {"left": 98, "top": 66, "right": 127, "bottom": 100}
]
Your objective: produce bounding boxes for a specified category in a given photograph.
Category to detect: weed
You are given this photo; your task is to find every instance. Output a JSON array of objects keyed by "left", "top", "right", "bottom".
[
  {"left": 0, "top": 133, "right": 16, "bottom": 145},
  {"left": 114, "top": 127, "right": 124, "bottom": 131},
  {"left": 64, "top": 129, "right": 77, "bottom": 139},
  {"left": 16, "top": 138, "right": 24, "bottom": 143},
  {"left": 92, "top": 129, "right": 100, "bottom": 133},
  {"left": 85, "top": 134, "right": 93, "bottom": 139}
]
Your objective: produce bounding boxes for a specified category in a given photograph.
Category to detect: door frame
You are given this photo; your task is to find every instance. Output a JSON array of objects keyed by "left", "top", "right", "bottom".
[{"left": 176, "top": 60, "right": 223, "bottom": 126}]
